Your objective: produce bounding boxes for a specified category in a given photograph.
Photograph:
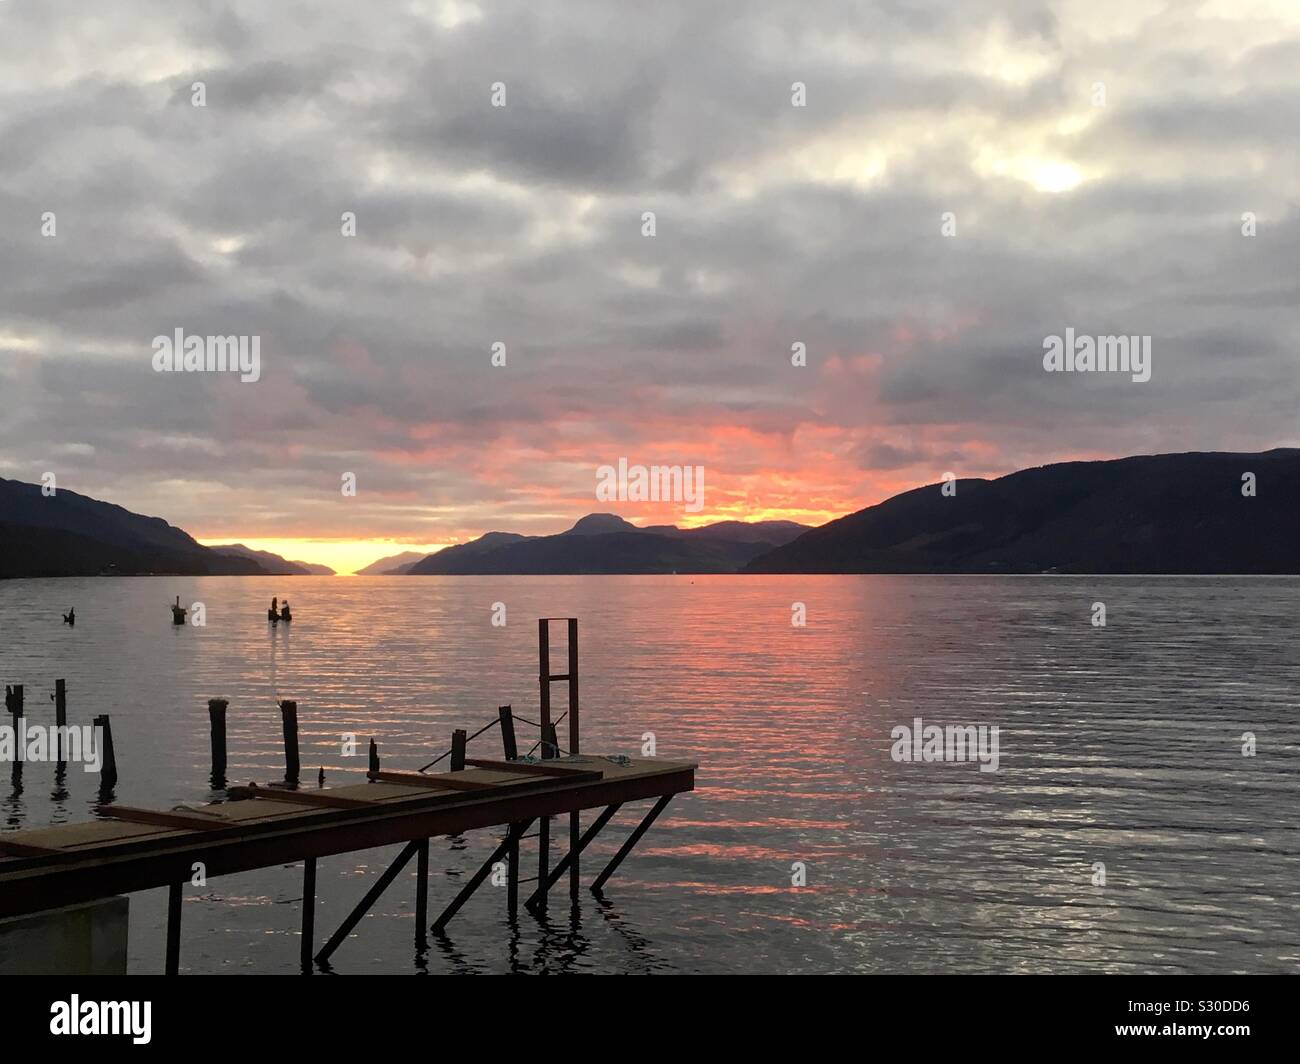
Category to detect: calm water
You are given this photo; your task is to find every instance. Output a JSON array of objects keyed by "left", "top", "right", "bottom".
[{"left": 0, "top": 575, "right": 1297, "bottom": 974}]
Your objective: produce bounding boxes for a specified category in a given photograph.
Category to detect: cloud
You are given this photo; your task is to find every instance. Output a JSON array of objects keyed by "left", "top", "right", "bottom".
[{"left": 1, "top": 0, "right": 1298, "bottom": 546}]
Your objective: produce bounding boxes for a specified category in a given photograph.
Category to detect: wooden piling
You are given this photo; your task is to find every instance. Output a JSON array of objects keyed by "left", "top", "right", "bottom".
[
  {"left": 208, "top": 698, "right": 228, "bottom": 785},
  {"left": 54, "top": 679, "right": 67, "bottom": 764},
  {"left": 279, "top": 700, "right": 300, "bottom": 785},
  {"left": 450, "top": 729, "right": 467, "bottom": 772},
  {"left": 368, "top": 738, "right": 380, "bottom": 774},
  {"left": 498, "top": 705, "right": 517, "bottom": 761},
  {"left": 94, "top": 714, "right": 118, "bottom": 790}
]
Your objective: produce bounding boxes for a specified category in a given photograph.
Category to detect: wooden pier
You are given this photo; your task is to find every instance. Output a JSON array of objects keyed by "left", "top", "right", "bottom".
[{"left": 0, "top": 618, "right": 696, "bottom": 973}]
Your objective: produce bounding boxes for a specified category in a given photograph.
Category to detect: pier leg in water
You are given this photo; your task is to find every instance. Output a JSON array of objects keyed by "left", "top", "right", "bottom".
[
  {"left": 431, "top": 819, "right": 535, "bottom": 934},
  {"left": 315, "top": 840, "right": 421, "bottom": 964},
  {"left": 525, "top": 803, "right": 621, "bottom": 912},
  {"left": 591, "top": 795, "right": 674, "bottom": 894},
  {"left": 300, "top": 857, "right": 316, "bottom": 974},
  {"left": 166, "top": 882, "right": 182, "bottom": 975},
  {"left": 414, "top": 839, "right": 429, "bottom": 949}
]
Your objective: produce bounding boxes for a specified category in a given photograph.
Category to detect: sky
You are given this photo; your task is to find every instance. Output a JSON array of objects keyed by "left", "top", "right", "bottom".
[{"left": 2, "top": 1, "right": 1299, "bottom": 573}]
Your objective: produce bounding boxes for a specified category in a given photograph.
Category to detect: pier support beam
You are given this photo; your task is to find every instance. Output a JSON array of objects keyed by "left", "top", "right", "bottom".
[
  {"left": 431, "top": 819, "right": 534, "bottom": 934},
  {"left": 165, "top": 882, "right": 182, "bottom": 975},
  {"left": 414, "top": 839, "right": 429, "bottom": 946},
  {"left": 525, "top": 803, "right": 621, "bottom": 913},
  {"left": 591, "top": 795, "right": 673, "bottom": 894},
  {"left": 315, "top": 840, "right": 420, "bottom": 965},
  {"left": 300, "top": 857, "right": 316, "bottom": 973}
]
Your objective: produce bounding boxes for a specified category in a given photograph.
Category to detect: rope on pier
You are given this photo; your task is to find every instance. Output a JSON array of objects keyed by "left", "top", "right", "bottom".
[{"left": 416, "top": 706, "right": 569, "bottom": 772}]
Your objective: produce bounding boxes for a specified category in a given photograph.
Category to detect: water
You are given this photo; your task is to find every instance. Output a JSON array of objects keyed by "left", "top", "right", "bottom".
[{"left": 0, "top": 574, "right": 1296, "bottom": 974}]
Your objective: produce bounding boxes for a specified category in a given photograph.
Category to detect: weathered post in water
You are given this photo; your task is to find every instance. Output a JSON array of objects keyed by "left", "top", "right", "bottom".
[
  {"left": 450, "top": 729, "right": 467, "bottom": 772},
  {"left": 498, "top": 705, "right": 517, "bottom": 761},
  {"left": 279, "top": 700, "right": 300, "bottom": 785},
  {"left": 7, "top": 685, "right": 23, "bottom": 787},
  {"left": 368, "top": 737, "right": 379, "bottom": 774},
  {"left": 54, "top": 679, "right": 67, "bottom": 762},
  {"left": 208, "top": 698, "right": 228, "bottom": 787},
  {"left": 94, "top": 714, "right": 118, "bottom": 791}
]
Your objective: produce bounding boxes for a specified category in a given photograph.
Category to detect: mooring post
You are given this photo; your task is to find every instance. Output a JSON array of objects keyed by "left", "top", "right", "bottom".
[
  {"left": 166, "top": 882, "right": 182, "bottom": 975},
  {"left": 498, "top": 705, "right": 517, "bottom": 761},
  {"left": 94, "top": 714, "right": 118, "bottom": 790},
  {"left": 279, "top": 700, "right": 300, "bottom": 785},
  {"left": 368, "top": 737, "right": 380, "bottom": 774},
  {"left": 450, "top": 728, "right": 467, "bottom": 772},
  {"left": 208, "top": 698, "right": 228, "bottom": 786},
  {"left": 54, "top": 679, "right": 67, "bottom": 762}
]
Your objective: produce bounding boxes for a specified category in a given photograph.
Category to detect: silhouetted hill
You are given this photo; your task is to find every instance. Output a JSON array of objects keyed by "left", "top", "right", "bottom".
[
  {"left": 210, "top": 544, "right": 335, "bottom": 575},
  {"left": 746, "top": 449, "right": 1300, "bottom": 574},
  {"left": 355, "top": 550, "right": 429, "bottom": 575},
  {"left": 408, "top": 515, "right": 809, "bottom": 574},
  {"left": 0, "top": 479, "right": 265, "bottom": 578}
]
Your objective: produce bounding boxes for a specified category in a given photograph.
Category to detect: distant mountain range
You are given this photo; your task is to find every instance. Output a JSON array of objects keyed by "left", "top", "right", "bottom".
[
  {"left": 355, "top": 550, "right": 428, "bottom": 575},
  {"left": 209, "top": 544, "right": 335, "bottom": 576},
  {"left": 747, "top": 449, "right": 1300, "bottom": 574},
  {"left": 406, "top": 513, "right": 810, "bottom": 574},
  {"left": 6, "top": 449, "right": 1297, "bottom": 578}
]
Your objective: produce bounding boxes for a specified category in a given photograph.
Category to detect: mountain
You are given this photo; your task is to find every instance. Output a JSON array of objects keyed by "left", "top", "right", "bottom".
[
  {"left": 210, "top": 544, "right": 335, "bottom": 576},
  {"left": 0, "top": 478, "right": 265, "bottom": 578},
  {"left": 746, "top": 449, "right": 1300, "bottom": 574},
  {"left": 407, "top": 514, "right": 809, "bottom": 574},
  {"left": 355, "top": 550, "right": 430, "bottom": 576}
]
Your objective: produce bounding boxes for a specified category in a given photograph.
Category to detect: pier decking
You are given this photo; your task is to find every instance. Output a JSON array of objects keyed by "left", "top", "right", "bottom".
[{"left": 0, "top": 754, "right": 695, "bottom": 970}]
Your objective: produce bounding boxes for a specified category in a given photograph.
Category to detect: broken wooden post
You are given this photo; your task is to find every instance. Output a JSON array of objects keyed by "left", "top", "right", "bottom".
[
  {"left": 450, "top": 729, "right": 466, "bottom": 772},
  {"left": 540, "top": 722, "right": 558, "bottom": 760},
  {"left": 94, "top": 714, "right": 117, "bottom": 791},
  {"left": 7, "top": 685, "right": 22, "bottom": 787},
  {"left": 54, "top": 679, "right": 67, "bottom": 764},
  {"left": 368, "top": 738, "right": 380, "bottom": 774},
  {"left": 208, "top": 698, "right": 228, "bottom": 786},
  {"left": 279, "top": 700, "right": 300, "bottom": 785},
  {"left": 498, "top": 705, "right": 517, "bottom": 761}
]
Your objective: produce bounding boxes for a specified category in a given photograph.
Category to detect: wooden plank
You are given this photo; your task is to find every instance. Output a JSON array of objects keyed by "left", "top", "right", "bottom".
[
  {"left": 98, "top": 805, "right": 232, "bottom": 832},
  {"left": 464, "top": 758, "right": 602, "bottom": 780},
  {"left": 237, "top": 786, "right": 374, "bottom": 810},
  {"left": 366, "top": 770, "right": 499, "bottom": 791},
  {"left": 0, "top": 837, "right": 64, "bottom": 857}
]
